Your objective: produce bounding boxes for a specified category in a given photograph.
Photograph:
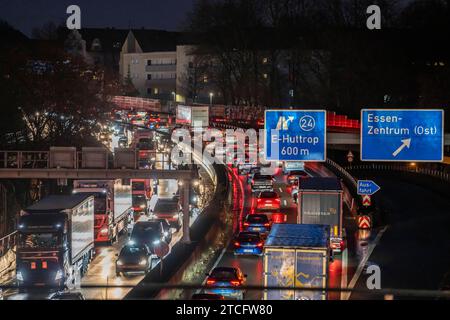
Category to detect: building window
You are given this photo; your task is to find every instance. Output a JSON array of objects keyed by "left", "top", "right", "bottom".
[
  {"left": 263, "top": 73, "right": 268, "bottom": 79},
  {"left": 188, "top": 62, "right": 194, "bottom": 69},
  {"left": 147, "top": 88, "right": 152, "bottom": 94},
  {"left": 262, "top": 57, "right": 268, "bottom": 64},
  {"left": 203, "top": 75, "right": 208, "bottom": 83},
  {"left": 147, "top": 74, "right": 152, "bottom": 80},
  {"left": 154, "top": 88, "right": 159, "bottom": 95},
  {"left": 147, "top": 60, "right": 152, "bottom": 66},
  {"left": 189, "top": 76, "right": 193, "bottom": 84}
]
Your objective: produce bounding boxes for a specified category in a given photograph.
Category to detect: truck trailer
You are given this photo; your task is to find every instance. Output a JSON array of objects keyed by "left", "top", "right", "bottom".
[
  {"left": 263, "top": 224, "right": 330, "bottom": 300},
  {"left": 296, "top": 177, "right": 344, "bottom": 252},
  {"left": 73, "top": 179, "right": 132, "bottom": 243},
  {"left": 16, "top": 194, "right": 95, "bottom": 290}
]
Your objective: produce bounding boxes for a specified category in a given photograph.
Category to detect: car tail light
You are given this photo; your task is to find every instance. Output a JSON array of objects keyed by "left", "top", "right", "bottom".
[
  {"left": 257, "top": 198, "right": 262, "bottom": 203},
  {"left": 264, "top": 223, "right": 270, "bottom": 227},
  {"left": 234, "top": 241, "right": 240, "bottom": 247},
  {"left": 31, "top": 262, "right": 36, "bottom": 270},
  {"left": 42, "top": 261, "right": 47, "bottom": 269},
  {"left": 206, "top": 279, "right": 216, "bottom": 285},
  {"left": 256, "top": 242, "right": 264, "bottom": 247},
  {"left": 275, "top": 198, "right": 281, "bottom": 203},
  {"left": 230, "top": 280, "right": 241, "bottom": 286},
  {"left": 243, "top": 222, "right": 249, "bottom": 227}
]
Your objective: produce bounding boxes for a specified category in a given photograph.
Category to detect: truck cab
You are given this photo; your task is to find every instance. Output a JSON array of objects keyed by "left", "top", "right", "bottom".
[
  {"left": 16, "top": 195, "right": 94, "bottom": 290},
  {"left": 73, "top": 180, "right": 132, "bottom": 244}
]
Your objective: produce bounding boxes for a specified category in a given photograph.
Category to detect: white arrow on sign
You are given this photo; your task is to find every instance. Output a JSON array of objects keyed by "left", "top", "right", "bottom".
[{"left": 392, "top": 138, "right": 411, "bottom": 157}]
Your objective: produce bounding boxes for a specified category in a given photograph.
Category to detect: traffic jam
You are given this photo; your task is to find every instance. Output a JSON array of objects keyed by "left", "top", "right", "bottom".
[{"left": 0, "top": 103, "right": 368, "bottom": 301}]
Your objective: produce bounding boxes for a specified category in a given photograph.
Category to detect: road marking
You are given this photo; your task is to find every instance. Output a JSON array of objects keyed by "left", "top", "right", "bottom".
[
  {"left": 340, "top": 248, "right": 348, "bottom": 300},
  {"left": 342, "top": 226, "right": 388, "bottom": 300}
]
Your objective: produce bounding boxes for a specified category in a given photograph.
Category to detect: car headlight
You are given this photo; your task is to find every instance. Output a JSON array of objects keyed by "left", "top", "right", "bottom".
[
  {"left": 117, "top": 260, "right": 123, "bottom": 266},
  {"left": 55, "top": 270, "right": 63, "bottom": 281},
  {"left": 100, "top": 227, "right": 108, "bottom": 235},
  {"left": 16, "top": 271, "right": 24, "bottom": 281},
  {"left": 172, "top": 214, "right": 179, "bottom": 219},
  {"left": 140, "top": 204, "right": 146, "bottom": 209},
  {"left": 153, "top": 239, "right": 161, "bottom": 245},
  {"left": 139, "top": 259, "right": 147, "bottom": 266}
]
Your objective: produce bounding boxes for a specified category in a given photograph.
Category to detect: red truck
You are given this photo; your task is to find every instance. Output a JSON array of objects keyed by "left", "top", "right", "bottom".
[{"left": 73, "top": 179, "right": 133, "bottom": 243}]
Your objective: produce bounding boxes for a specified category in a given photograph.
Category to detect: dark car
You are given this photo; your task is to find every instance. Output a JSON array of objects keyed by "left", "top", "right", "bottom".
[
  {"left": 151, "top": 199, "right": 183, "bottom": 231},
  {"left": 129, "top": 221, "right": 165, "bottom": 250},
  {"left": 205, "top": 267, "right": 247, "bottom": 300},
  {"left": 287, "top": 170, "right": 310, "bottom": 185},
  {"left": 132, "top": 194, "right": 148, "bottom": 216},
  {"left": 233, "top": 231, "right": 264, "bottom": 256},
  {"left": 191, "top": 293, "right": 225, "bottom": 300},
  {"left": 136, "top": 138, "right": 155, "bottom": 151},
  {"left": 118, "top": 136, "right": 128, "bottom": 148},
  {"left": 115, "top": 244, "right": 153, "bottom": 276},
  {"left": 243, "top": 214, "right": 272, "bottom": 235},
  {"left": 49, "top": 291, "right": 85, "bottom": 300},
  {"left": 149, "top": 218, "right": 172, "bottom": 244}
]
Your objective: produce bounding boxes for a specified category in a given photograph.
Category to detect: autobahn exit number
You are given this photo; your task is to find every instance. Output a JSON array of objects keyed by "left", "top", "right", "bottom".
[{"left": 264, "top": 110, "right": 326, "bottom": 162}]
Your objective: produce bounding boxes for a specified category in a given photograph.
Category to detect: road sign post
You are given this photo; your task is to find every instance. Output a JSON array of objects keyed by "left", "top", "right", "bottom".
[
  {"left": 361, "top": 109, "right": 444, "bottom": 162},
  {"left": 357, "top": 180, "right": 381, "bottom": 196},
  {"left": 264, "top": 110, "right": 326, "bottom": 162}
]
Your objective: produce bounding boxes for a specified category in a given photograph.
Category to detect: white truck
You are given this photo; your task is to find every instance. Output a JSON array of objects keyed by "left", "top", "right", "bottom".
[{"left": 73, "top": 179, "right": 132, "bottom": 244}]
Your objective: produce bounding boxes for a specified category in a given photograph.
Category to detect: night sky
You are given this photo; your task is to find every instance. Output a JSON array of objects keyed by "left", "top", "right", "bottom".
[{"left": 0, "top": 0, "right": 196, "bottom": 36}]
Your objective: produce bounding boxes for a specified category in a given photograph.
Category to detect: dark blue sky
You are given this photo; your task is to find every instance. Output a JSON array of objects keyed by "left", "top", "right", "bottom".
[{"left": 0, "top": 0, "right": 196, "bottom": 36}]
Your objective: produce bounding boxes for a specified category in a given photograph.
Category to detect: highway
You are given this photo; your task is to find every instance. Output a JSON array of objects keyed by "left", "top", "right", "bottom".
[
  {"left": 349, "top": 176, "right": 450, "bottom": 299},
  {"left": 1, "top": 148, "right": 216, "bottom": 300},
  {"left": 198, "top": 162, "right": 383, "bottom": 300}
]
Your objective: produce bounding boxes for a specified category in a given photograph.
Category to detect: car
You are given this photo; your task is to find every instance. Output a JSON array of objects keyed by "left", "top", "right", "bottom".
[
  {"left": 233, "top": 231, "right": 264, "bottom": 256},
  {"left": 243, "top": 214, "right": 272, "bottom": 234},
  {"left": 254, "top": 210, "right": 287, "bottom": 223},
  {"left": 205, "top": 267, "right": 247, "bottom": 300},
  {"left": 149, "top": 218, "right": 172, "bottom": 244},
  {"left": 191, "top": 293, "right": 225, "bottom": 300},
  {"left": 118, "top": 136, "right": 128, "bottom": 148},
  {"left": 246, "top": 167, "right": 261, "bottom": 184},
  {"left": 287, "top": 170, "right": 310, "bottom": 185},
  {"left": 129, "top": 220, "right": 166, "bottom": 250},
  {"left": 256, "top": 191, "right": 281, "bottom": 210},
  {"left": 49, "top": 291, "right": 85, "bottom": 300},
  {"left": 251, "top": 174, "right": 274, "bottom": 193},
  {"left": 115, "top": 244, "right": 153, "bottom": 276},
  {"left": 151, "top": 199, "right": 183, "bottom": 231},
  {"left": 132, "top": 194, "right": 148, "bottom": 216},
  {"left": 136, "top": 138, "right": 155, "bottom": 151}
]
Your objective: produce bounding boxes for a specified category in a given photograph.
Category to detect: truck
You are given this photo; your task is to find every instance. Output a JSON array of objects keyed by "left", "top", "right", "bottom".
[
  {"left": 296, "top": 177, "right": 344, "bottom": 252},
  {"left": 16, "top": 194, "right": 95, "bottom": 289},
  {"left": 73, "top": 179, "right": 132, "bottom": 244},
  {"left": 176, "top": 105, "right": 209, "bottom": 128},
  {"left": 263, "top": 224, "right": 330, "bottom": 300}
]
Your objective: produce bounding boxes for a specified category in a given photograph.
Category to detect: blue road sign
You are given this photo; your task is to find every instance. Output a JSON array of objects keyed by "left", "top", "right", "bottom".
[
  {"left": 264, "top": 110, "right": 326, "bottom": 162},
  {"left": 357, "top": 180, "right": 381, "bottom": 195},
  {"left": 361, "top": 109, "right": 444, "bottom": 162}
]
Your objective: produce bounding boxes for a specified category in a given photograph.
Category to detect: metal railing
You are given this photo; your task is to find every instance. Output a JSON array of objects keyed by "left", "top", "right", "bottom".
[
  {"left": 0, "top": 232, "right": 17, "bottom": 258},
  {"left": 346, "top": 163, "right": 450, "bottom": 183}
]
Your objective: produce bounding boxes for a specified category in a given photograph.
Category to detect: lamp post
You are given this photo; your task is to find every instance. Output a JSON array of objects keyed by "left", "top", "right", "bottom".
[{"left": 209, "top": 92, "right": 214, "bottom": 107}]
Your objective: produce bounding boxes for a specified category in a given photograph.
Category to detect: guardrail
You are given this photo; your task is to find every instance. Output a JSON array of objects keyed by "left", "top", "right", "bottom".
[{"left": 346, "top": 163, "right": 450, "bottom": 183}]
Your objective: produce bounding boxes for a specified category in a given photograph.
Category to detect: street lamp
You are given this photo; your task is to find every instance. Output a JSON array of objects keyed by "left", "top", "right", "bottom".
[
  {"left": 209, "top": 92, "right": 214, "bottom": 107},
  {"left": 171, "top": 91, "right": 176, "bottom": 102}
]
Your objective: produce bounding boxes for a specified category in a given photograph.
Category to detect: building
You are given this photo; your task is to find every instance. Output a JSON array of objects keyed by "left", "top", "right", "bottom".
[{"left": 119, "top": 29, "right": 179, "bottom": 101}]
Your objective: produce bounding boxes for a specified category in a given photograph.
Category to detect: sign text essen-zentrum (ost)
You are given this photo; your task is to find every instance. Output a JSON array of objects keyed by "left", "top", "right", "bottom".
[{"left": 361, "top": 109, "right": 444, "bottom": 162}]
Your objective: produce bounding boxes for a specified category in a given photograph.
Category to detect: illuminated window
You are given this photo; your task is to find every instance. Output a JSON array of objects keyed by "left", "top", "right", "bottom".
[
  {"left": 262, "top": 57, "right": 268, "bottom": 64},
  {"left": 263, "top": 73, "right": 268, "bottom": 79},
  {"left": 203, "top": 75, "right": 208, "bottom": 83},
  {"left": 154, "top": 88, "right": 159, "bottom": 95}
]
